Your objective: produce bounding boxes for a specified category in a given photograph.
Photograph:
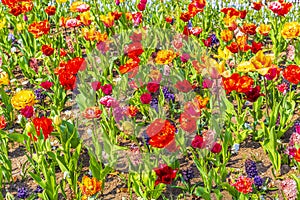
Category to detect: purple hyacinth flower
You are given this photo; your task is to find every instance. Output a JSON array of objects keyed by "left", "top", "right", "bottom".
[
  {"left": 245, "top": 159, "right": 259, "bottom": 178},
  {"left": 17, "top": 187, "right": 29, "bottom": 199}
]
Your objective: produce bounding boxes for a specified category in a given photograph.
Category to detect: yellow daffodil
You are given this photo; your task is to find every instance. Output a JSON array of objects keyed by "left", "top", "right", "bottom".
[
  {"left": 11, "top": 90, "right": 35, "bottom": 110},
  {"left": 250, "top": 50, "right": 273, "bottom": 75},
  {"left": 281, "top": 22, "right": 300, "bottom": 39}
]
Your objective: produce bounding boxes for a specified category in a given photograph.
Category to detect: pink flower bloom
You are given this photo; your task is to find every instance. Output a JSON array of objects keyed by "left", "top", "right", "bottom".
[
  {"left": 137, "top": 2, "right": 146, "bottom": 11},
  {"left": 140, "top": 93, "right": 152, "bottom": 104},
  {"left": 76, "top": 4, "right": 90, "bottom": 12},
  {"left": 147, "top": 82, "right": 160, "bottom": 93},
  {"left": 287, "top": 45, "right": 295, "bottom": 61},
  {"left": 289, "top": 132, "right": 300, "bottom": 146},
  {"left": 101, "top": 84, "right": 113, "bottom": 95},
  {"left": 202, "top": 78, "right": 213, "bottom": 88},
  {"left": 191, "top": 135, "right": 205, "bottom": 149},
  {"left": 211, "top": 142, "right": 222, "bottom": 154},
  {"left": 91, "top": 81, "right": 101, "bottom": 91},
  {"left": 20, "top": 106, "right": 34, "bottom": 118},
  {"left": 296, "top": 125, "right": 300, "bottom": 134},
  {"left": 66, "top": 19, "right": 80, "bottom": 28},
  {"left": 99, "top": 96, "right": 117, "bottom": 108},
  {"left": 269, "top": 1, "right": 282, "bottom": 11},
  {"left": 29, "top": 58, "right": 39, "bottom": 73},
  {"left": 132, "top": 12, "right": 143, "bottom": 26},
  {"left": 277, "top": 83, "right": 288, "bottom": 94},
  {"left": 287, "top": 147, "right": 297, "bottom": 157},
  {"left": 281, "top": 179, "right": 297, "bottom": 200},
  {"left": 180, "top": 53, "right": 190, "bottom": 63}
]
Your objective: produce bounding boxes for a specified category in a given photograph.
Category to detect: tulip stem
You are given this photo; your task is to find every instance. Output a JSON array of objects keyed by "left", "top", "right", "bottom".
[{"left": 263, "top": 77, "right": 270, "bottom": 119}]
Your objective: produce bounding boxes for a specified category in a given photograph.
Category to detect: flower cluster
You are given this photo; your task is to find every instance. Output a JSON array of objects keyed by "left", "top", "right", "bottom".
[{"left": 2, "top": 0, "right": 33, "bottom": 16}]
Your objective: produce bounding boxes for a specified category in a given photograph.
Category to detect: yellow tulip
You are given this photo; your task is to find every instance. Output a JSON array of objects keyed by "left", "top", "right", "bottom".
[
  {"left": 0, "top": 18, "right": 6, "bottom": 30},
  {"left": 11, "top": 90, "right": 35, "bottom": 110},
  {"left": 70, "top": 1, "right": 83, "bottom": 12},
  {"left": 250, "top": 50, "right": 272, "bottom": 75},
  {"left": 223, "top": 15, "right": 237, "bottom": 26},
  {"left": 16, "top": 23, "right": 24, "bottom": 32},
  {"left": 214, "top": 47, "right": 232, "bottom": 60},
  {"left": 56, "top": 0, "right": 67, "bottom": 3},
  {"left": 256, "top": 24, "right": 271, "bottom": 36},
  {"left": 281, "top": 22, "right": 300, "bottom": 39},
  {"left": 205, "top": 57, "right": 229, "bottom": 77},
  {"left": 0, "top": 71, "right": 9, "bottom": 85},
  {"left": 155, "top": 50, "right": 177, "bottom": 65},
  {"left": 237, "top": 61, "right": 256, "bottom": 73},
  {"left": 100, "top": 12, "right": 115, "bottom": 27},
  {"left": 220, "top": 29, "right": 233, "bottom": 42},
  {"left": 79, "top": 11, "right": 92, "bottom": 26}
]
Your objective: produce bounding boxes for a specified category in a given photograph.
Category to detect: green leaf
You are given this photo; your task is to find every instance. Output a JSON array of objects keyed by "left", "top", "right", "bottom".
[
  {"left": 7, "top": 133, "right": 26, "bottom": 143},
  {"left": 194, "top": 187, "right": 211, "bottom": 200}
]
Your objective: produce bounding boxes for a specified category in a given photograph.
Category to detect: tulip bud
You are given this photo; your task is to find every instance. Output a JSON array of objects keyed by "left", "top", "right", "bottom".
[
  {"left": 25, "top": 122, "right": 34, "bottom": 133},
  {"left": 53, "top": 115, "right": 62, "bottom": 126},
  {"left": 23, "top": 14, "right": 28, "bottom": 21}
]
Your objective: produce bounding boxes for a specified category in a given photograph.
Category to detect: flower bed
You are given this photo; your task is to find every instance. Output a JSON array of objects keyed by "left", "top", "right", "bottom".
[{"left": 0, "top": 0, "right": 300, "bottom": 199}]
